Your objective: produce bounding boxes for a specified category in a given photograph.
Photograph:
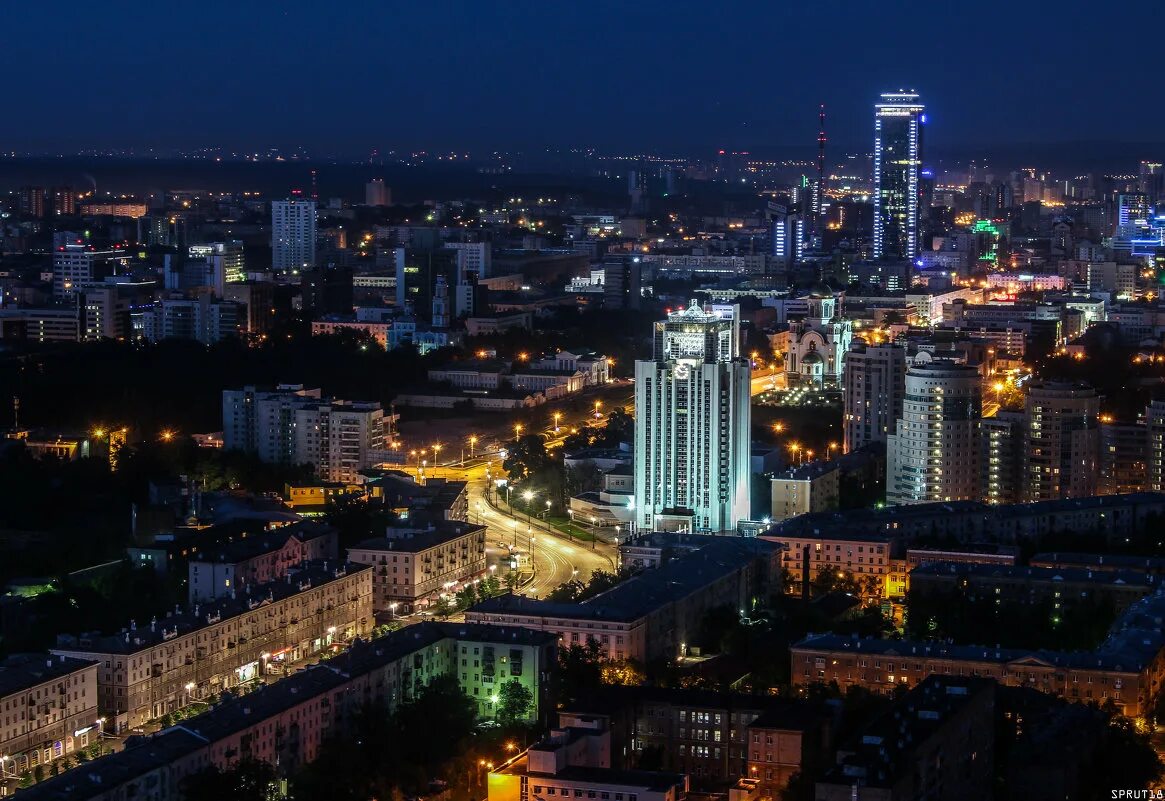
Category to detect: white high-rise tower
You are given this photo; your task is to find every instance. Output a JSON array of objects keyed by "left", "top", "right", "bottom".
[
  {"left": 886, "top": 361, "right": 981, "bottom": 505},
  {"left": 633, "top": 301, "right": 751, "bottom": 534}
]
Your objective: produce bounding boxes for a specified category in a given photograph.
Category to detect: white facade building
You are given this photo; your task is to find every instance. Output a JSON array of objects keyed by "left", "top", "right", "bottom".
[
  {"left": 886, "top": 362, "right": 982, "bottom": 505},
  {"left": 52, "top": 237, "right": 129, "bottom": 297},
  {"left": 634, "top": 301, "right": 751, "bottom": 533},
  {"left": 271, "top": 199, "right": 317, "bottom": 272},
  {"left": 222, "top": 385, "right": 387, "bottom": 482},
  {"left": 782, "top": 290, "right": 853, "bottom": 387}
]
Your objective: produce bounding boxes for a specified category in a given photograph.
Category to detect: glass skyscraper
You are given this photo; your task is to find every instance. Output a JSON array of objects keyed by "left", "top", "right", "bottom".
[{"left": 873, "top": 91, "right": 925, "bottom": 260}]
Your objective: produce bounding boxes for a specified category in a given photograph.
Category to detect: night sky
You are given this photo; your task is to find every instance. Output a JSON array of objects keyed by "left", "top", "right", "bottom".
[{"left": 7, "top": 0, "right": 1164, "bottom": 158}]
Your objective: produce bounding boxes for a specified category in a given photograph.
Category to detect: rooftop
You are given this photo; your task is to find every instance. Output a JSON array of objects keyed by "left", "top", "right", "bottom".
[
  {"left": 53, "top": 560, "right": 371, "bottom": 655},
  {"left": 189, "top": 521, "right": 336, "bottom": 565},
  {"left": 20, "top": 622, "right": 556, "bottom": 801},
  {"left": 910, "top": 561, "right": 1158, "bottom": 589},
  {"left": 0, "top": 654, "right": 98, "bottom": 698},
  {"left": 470, "top": 537, "right": 775, "bottom": 623},
  {"left": 350, "top": 521, "right": 485, "bottom": 553},
  {"left": 820, "top": 676, "right": 994, "bottom": 789},
  {"left": 796, "top": 588, "right": 1165, "bottom": 673}
]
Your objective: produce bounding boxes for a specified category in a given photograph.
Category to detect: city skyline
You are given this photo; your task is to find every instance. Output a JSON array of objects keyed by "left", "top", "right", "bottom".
[{"left": 4, "top": 1, "right": 1165, "bottom": 157}]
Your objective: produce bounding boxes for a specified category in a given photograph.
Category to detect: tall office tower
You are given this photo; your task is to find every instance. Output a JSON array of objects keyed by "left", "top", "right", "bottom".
[
  {"left": 633, "top": 301, "right": 751, "bottom": 534},
  {"left": 1116, "top": 192, "right": 1150, "bottom": 231},
  {"left": 444, "top": 241, "right": 492, "bottom": 279},
  {"left": 365, "top": 178, "right": 390, "bottom": 207},
  {"left": 271, "top": 199, "right": 317, "bottom": 272},
  {"left": 1140, "top": 161, "right": 1163, "bottom": 203},
  {"left": 189, "top": 240, "right": 246, "bottom": 291},
  {"left": 1022, "top": 382, "right": 1099, "bottom": 502},
  {"left": 873, "top": 91, "right": 925, "bottom": 260},
  {"left": 979, "top": 410, "right": 1024, "bottom": 505},
  {"left": 1148, "top": 400, "right": 1165, "bottom": 491},
  {"left": 842, "top": 340, "right": 906, "bottom": 452},
  {"left": 886, "top": 362, "right": 982, "bottom": 505},
  {"left": 51, "top": 186, "right": 75, "bottom": 216}
]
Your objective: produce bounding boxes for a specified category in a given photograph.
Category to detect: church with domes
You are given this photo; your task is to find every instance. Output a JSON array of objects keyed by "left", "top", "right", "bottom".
[{"left": 781, "top": 286, "right": 853, "bottom": 387}]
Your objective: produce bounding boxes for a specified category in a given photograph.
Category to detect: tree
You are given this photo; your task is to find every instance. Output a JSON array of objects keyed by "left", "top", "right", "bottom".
[
  {"left": 496, "top": 679, "right": 534, "bottom": 726},
  {"left": 181, "top": 758, "right": 279, "bottom": 801}
]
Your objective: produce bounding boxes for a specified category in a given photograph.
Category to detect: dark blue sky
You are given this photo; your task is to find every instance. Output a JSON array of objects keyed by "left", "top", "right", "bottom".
[{"left": 7, "top": 0, "right": 1163, "bottom": 159}]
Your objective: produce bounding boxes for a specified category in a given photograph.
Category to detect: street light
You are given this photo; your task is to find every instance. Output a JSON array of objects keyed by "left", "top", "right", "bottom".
[
  {"left": 388, "top": 602, "right": 398, "bottom": 620},
  {"left": 514, "top": 422, "right": 524, "bottom": 439},
  {"left": 522, "top": 489, "right": 534, "bottom": 522},
  {"left": 593, "top": 400, "right": 602, "bottom": 419},
  {"left": 553, "top": 412, "right": 562, "bottom": 433},
  {"left": 469, "top": 435, "right": 478, "bottom": 460}
]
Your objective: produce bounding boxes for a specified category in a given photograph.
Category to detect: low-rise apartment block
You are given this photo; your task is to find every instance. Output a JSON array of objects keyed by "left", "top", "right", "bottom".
[
  {"left": 793, "top": 588, "right": 1165, "bottom": 718},
  {"left": 815, "top": 676, "right": 995, "bottom": 801},
  {"left": 467, "top": 538, "right": 778, "bottom": 662},
  {"left": 490, "top": 717, "right": 688, "bottom": 801},
  {"left": 347, "top": 522, "right": 487, "bottom": 615},
  {"left": 562, "top": 685, "right": 829, "bottom": 795},
  {"left": 51, "top": 561, "right": 373, "bottom": 731},
  {"left": 0, "top": 655, "right": 99, "bottom": 780},
  {"left": 187, "top": 521, "right": 338, "bottom": 603},
  {"left": 20, "top": 623, "right": 556, "bottom": 801}
]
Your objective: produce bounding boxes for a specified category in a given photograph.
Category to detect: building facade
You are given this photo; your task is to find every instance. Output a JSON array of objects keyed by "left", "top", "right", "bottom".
[
  {"left": 843, "top": 340, "right": 906, "bottom": 452},
  {"left": 347, "top": 522, "right": 487, "bottom": 615},
  {"left": 873, "top": 91, "right": 925, "bottom": 260},
  {"left": 1022, "top": 382, "right": 1099, "bottom": 502},
  {"left": 271, "top": 199, "right": 317, "bottom": 272},
  {"left": 634, "top": 302, "right": 751, "bottom": 534},
  {"left": 51, "top": 562, "right": 373, "bottom": 731},
  {"left": 886, "top": 362, "right": 982, "bottom": 505},
  {"left": 0, "top": 655, "right": 99, "bottom": 780}
]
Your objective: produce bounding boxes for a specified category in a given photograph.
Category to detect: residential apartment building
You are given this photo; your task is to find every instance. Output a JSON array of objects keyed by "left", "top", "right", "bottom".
[
  {"left": 51, "top": 561, "right": 373, "bottom": 731},
  {"left": 769, "top": 462, "right": 840, "bottom": 522},
  {"left": 467, "top": 538, "right": 778, "bottom": 662},
  {"left": 0, "top": 655, "right": 99, "bottom": 780},
  {"left": 886, "top": 362, "right": 982, "bottom": 505},
  {"left": 271, "top": 199, "right": 317, "bottom": 272},
  {"left": 562, "top": 686, "right": 828, "bottom": 794},
  {"left": 980, "top": 411, "right": 1024, "bottom": 505},
  {"left": 761, "top": 532, "right": 903, "bottom": 601},
  {"left": 793, "top": 587, "right": 1165, "bottom": 718},
  {"left": 842, "top": 340, "right": 906, "bottom": 453},
  {"left": 1100, "top": 420, "right": 1148, "bottom": 495},
  {"left": 491, "top": 718, "right": 688, "bottom": 801},
  {"left": 815, "top": 677, "right": 994, "bottom": 801},
  {"left": 1023, "top": 382, "right": 1099, "bottom": 502},
  {"left": 347, "top": 522, "right": 487, "bottom": 615},
  {"left": 186, "top": 521, "right": 338, "bottom": 603},
  {"left": 1147, "top": 400, "right": 1165, "bottom": 492},
  {"left": 908, "top": 562, "right": 1155, "bottom": 614},
  {"left": 21, "top": 623, "right": 556, "bottom": 801},
  {"left": 221, "top": 386, "right": 390, "bottom": 482},
  {"left": 765, "top": 493, "right": 1165, "bottom": 546}
]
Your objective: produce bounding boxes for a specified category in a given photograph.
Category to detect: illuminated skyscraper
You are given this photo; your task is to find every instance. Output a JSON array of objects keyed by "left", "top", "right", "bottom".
[
  {"left": 873, "top": 91, "right": 925, "bottom": 260},
  {"left": 886, "top": 362, "right": 981, "bottom": 505},
  {"left": 634, "top": 301, "right": 751, "bottom": 533}
]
